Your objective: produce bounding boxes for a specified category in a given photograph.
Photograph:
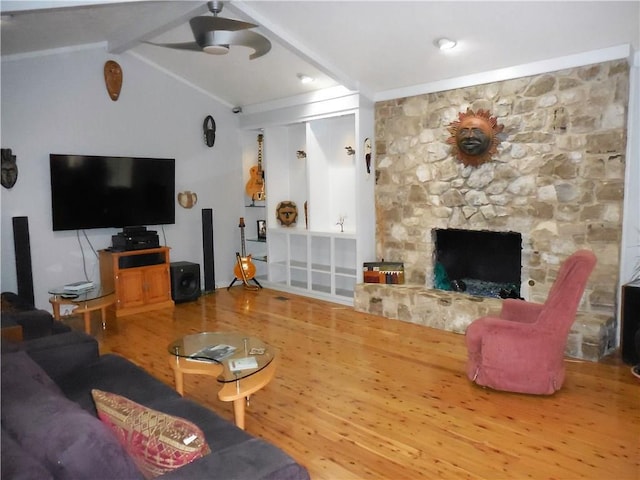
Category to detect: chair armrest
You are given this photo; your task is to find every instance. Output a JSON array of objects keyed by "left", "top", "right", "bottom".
[
  {"left": 500, "top": 298, "right": 544, "bottom": 323},
  {"left": 21, "top": 331, "right": 99, "bottom": 381},
  {"left": 1, "top": 310, "right": 54, "bottom": 339}
]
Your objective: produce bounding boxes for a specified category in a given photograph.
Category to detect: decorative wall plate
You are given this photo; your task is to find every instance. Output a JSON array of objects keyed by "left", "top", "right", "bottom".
[
  {"left": 178, "top": 191, "right": 198, "bottom": 209},
  {"left": 276, "top": 201, "right": 298, "bottom": 227},
  {"left": 447, "top": 108, "right": 504, "bottom": 167}
]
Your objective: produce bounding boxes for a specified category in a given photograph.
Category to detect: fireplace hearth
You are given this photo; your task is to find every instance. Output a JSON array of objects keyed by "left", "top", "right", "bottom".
[{"left": 433, "top": 228, "right": 522, "bottom": 299}]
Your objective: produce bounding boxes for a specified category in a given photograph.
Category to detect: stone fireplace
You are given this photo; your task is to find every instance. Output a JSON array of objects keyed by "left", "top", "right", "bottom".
[{"left": 354, "top": 59, "right": 629, "bottom": 361}]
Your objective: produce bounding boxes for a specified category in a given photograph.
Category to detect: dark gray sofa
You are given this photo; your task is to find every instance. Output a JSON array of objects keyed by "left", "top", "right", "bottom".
[{"left": 1, "top": 331, "right": 310, "bottom": 480}]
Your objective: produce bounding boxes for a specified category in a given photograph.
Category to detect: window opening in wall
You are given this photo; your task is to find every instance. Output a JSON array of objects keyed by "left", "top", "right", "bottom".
[{"left": 433, "top": 228, "right": 522, "bottom": 299}]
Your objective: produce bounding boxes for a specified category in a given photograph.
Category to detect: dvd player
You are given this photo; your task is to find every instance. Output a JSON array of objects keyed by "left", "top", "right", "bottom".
[{"left": 111, "top": 230, "right": 159, "bottom": 251}]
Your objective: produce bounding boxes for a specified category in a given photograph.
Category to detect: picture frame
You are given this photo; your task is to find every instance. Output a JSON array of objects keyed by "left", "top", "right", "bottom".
[{"left": 257, "top": 220, "right": 267, "bottom": 240}]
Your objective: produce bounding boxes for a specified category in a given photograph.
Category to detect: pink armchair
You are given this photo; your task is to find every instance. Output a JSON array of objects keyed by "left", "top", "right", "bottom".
[{"left": 465, "top": 250, "right": 597, "bottom": 395}]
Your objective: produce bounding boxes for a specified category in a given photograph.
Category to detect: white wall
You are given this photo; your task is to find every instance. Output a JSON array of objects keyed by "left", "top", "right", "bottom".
[
  {"left": 1, "top": 46, "right": 245, "bottom": 310},
  {"left": 620, "top": 50, "right": 640, "bottom": 285}
]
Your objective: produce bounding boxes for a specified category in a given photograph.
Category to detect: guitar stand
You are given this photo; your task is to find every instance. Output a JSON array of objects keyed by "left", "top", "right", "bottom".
[
  {"left": 227, "top": 276, "right": 262, "bottom": 290},
  {"left": 227, "top": 252, "right": 262, "bottom": 291}
]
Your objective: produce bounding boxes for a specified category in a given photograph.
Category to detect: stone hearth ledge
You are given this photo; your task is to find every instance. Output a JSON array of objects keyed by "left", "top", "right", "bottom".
[{"left": 354, "top": 284, "right": 615, "bottom": 361}]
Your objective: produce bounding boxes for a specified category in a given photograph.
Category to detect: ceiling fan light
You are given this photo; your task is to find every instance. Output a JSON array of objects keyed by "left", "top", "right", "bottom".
[
  {"left": 437, "top": 38, "right": 457, "bottom": 50},
  {"left": 203, "top": 44, "right": 229, "bottom": 55},
  {"left": 297, "top": 74, "right": 314, "bottom": 84}
]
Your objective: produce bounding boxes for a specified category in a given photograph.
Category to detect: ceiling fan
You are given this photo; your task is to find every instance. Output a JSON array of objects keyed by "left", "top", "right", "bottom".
[{"left": 148, "top": 1, "right": 271, "bottom": 60}]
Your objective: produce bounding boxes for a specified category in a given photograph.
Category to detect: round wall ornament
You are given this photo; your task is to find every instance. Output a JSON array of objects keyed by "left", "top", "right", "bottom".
[
  {"left": 446, "top": 108, "right": 504, "bottom": 167},
  {"left": 177, "top": 191, "right": 198, "bottom": 209},
  {"left": 276, "top": 201, "right": 298, "bottom": 227}
]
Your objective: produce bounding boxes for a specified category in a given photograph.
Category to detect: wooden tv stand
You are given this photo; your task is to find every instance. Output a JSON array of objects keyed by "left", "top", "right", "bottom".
[{"left": 99, "top": 247, "right": 174, "bottom": 318}]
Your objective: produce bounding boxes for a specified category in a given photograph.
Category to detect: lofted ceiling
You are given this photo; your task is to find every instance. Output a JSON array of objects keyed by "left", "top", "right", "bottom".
[{"left": 1, "top": 1, "right": 639, "bottom": 110}]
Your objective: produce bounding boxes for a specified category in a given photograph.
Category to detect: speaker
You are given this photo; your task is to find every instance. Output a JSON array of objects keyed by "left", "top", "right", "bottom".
[
  {"left": 12, "top": 216, "right": 34, "bottom": 306},
  {"left": 202, "top": 208, "right": 215, "bottom": 292},
  {"left": 170, "top": 262, "right": 201, "bottom": 303},
  {"left": 621, "top": 282, "right": 640, "bottom": 365}
]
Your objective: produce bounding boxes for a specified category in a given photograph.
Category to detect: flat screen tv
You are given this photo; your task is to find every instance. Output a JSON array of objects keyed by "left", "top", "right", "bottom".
[{"left": 50, "top": 154, "right": 175, "bottom": 231}]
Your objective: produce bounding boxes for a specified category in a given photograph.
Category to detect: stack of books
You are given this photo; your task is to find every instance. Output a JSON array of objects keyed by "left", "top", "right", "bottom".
[
  {"left": 363, "top": 262, "right": 405, "bottom": 284},
  {"left": 188, "top": 344, "right": 236, "bottom": 363},
  {"left": 63, "top": 281, "right": 95, "bottom": 293}
]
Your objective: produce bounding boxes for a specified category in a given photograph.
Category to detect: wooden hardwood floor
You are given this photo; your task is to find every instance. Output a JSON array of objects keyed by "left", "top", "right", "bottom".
[{"left": 75, "top": 288, "right": 638, "bottom": 479}]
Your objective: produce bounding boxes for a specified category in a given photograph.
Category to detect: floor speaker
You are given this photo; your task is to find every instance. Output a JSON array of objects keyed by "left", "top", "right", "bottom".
[
  {"left": 170, "top": 262, "right": 201, "bottom": 303},
  {"left": 202, "top": 208, "right": 215, "bottom": 292},
  {"left": 621, "top": 282, "right": 640, "bottom": 365},
  {"left": 12, "top": 216, "right": 34, "bottom": 306}
]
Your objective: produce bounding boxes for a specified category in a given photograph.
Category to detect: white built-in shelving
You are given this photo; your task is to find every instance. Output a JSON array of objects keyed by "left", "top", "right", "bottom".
[{"left": 239, "top": 91, "right": 374, "bottom": 305}]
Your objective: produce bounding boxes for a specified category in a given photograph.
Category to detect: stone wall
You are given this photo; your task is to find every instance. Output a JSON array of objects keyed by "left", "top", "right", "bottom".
[
  {"left": 354, "top": 283, "right": 616, "bottom": 361},
  {"left": 356, "top": 59, "right": 630, "bottom": 359},
  {"left": 374, "top": 59, "right": 628, "bottom": 311}
]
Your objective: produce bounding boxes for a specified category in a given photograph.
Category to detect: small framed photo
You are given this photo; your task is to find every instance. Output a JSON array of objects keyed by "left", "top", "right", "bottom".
[{"left": 257, "top": 220, "right": 267, "bottom": 240}]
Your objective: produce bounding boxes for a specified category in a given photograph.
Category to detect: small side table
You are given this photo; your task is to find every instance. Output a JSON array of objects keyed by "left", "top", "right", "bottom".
[
  {"left": 1, "top": 325, "right": 23, "bottom": 342},
  {"left": 49, "top": 286, "right": 115, "bottom": 334}
]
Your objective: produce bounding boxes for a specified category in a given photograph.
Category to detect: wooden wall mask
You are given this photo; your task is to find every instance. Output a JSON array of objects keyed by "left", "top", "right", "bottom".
[
  {"left": 203, "top": 115, "right": 216, "bottom": 147},
  {"left": 1, "top": 148, "right": 18, "bottom": 189},
  {"left": 104, "top": 60, "right": 123, "bottom": 101}
]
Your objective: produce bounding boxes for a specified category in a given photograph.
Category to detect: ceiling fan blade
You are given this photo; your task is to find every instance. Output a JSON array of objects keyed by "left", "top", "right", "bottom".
[
  {"left": 146, "top": 41, "right": 202, "bottom": 52},
  {"left": 189, "top": 16, "right": 257, "bottom": 35},
  {"left": 205, "top": 30, "right": 271, "bottom": 60}
]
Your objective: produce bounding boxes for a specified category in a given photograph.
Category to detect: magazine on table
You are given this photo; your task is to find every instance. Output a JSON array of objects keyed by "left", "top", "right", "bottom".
[{"left": 188, "top": 344, "right": 236, "bottom": 363}]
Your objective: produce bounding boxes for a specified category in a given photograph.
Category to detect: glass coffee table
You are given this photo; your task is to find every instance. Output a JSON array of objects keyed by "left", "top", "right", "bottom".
[
  {"left": 167, "top": 332, "right": 278, "bottom": 430},
  {"left": 48, "top": 285, "right": 115, "bottom": 334}
]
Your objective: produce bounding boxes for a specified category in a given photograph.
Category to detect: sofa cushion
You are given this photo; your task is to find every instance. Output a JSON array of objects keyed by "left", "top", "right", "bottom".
[
  {"left": 0, "top": 292, "right": 66, "bottom": 340},
  {"left": 1, "top": 352, "right": 142, "bottom": 480},
  {"left": 1, "top": 428, "right": 54, "bottom": 480},
  {"left": 20, "top": 330, "right": 99, "bottom": 381},
  {"left": 159, "top": 437, "right": 312, "bottom": 480},
  {"left": 92, "top": 389, "right": 211, "bottom": 479},
  {"left": 57, "top": 354, "right": 182, "bottom": 415},
  {"left": 0, "top": 350, "right": 61, "bottom": 395}
]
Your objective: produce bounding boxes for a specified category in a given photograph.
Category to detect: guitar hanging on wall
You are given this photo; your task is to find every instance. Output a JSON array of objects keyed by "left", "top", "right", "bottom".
[
  {"left": 245, "top": 134, "right": 265, "bottom": 202},
  {"left": 228, "top": 217, "right": 262, "bottom": 290}
]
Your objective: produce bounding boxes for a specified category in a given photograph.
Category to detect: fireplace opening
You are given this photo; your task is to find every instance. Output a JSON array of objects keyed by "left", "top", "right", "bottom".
[{"left": 433, "top": 228, "right": 522, "bottom": 299}]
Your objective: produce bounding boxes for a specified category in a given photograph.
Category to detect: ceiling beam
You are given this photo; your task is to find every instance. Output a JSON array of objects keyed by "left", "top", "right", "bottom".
[
  {"left": 106, "top": 3, "right": 207, "bottom": 54},
  {"left": 1, "top": 0, "right": 145, "bottom": 14},
  {"left": 228, "top": 1, "right": 366, "bottom": 98}
]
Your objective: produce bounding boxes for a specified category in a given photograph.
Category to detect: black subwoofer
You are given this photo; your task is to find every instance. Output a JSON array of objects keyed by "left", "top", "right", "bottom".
[
  {"left": 170, "top": 261, "right": 201, "bottom": 303},
  {"left": 621, "top": 281, "right": 640, "bottom": 365}
]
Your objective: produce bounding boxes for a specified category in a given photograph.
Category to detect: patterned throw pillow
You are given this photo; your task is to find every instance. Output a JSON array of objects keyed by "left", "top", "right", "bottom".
[{"left": 91, "top": 389, "right": 211, "bottom": 479}]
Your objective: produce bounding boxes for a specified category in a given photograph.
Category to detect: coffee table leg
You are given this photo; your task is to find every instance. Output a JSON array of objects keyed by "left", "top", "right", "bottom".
[
  {"left": 100, "top": 306, "right": 107, "bottom": 329},
  {"left": 174, "top": 369, "right": 184, "bottom": 396},
  {"left": 83, "top": 311, "right": 91, "bottom": 334},
  {"left": 232, "top": 397, "right": 246, "bottom": 430},
  {"left": 50, "top": 301, "right": 61, "bottom": 320}
]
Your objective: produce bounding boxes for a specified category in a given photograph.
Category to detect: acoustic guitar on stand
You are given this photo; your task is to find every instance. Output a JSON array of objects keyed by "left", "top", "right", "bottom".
[
  {"left": 228, "top": 217, "right": 262, "bottom": 290},
  {"left": 245, "top": 134, "right": 265, "bottom": 202}
]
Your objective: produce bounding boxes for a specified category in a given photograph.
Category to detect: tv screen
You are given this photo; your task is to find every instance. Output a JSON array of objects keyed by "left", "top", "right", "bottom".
[{"left": 50, "top": 154, "right": 175, "bottom": 231}]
